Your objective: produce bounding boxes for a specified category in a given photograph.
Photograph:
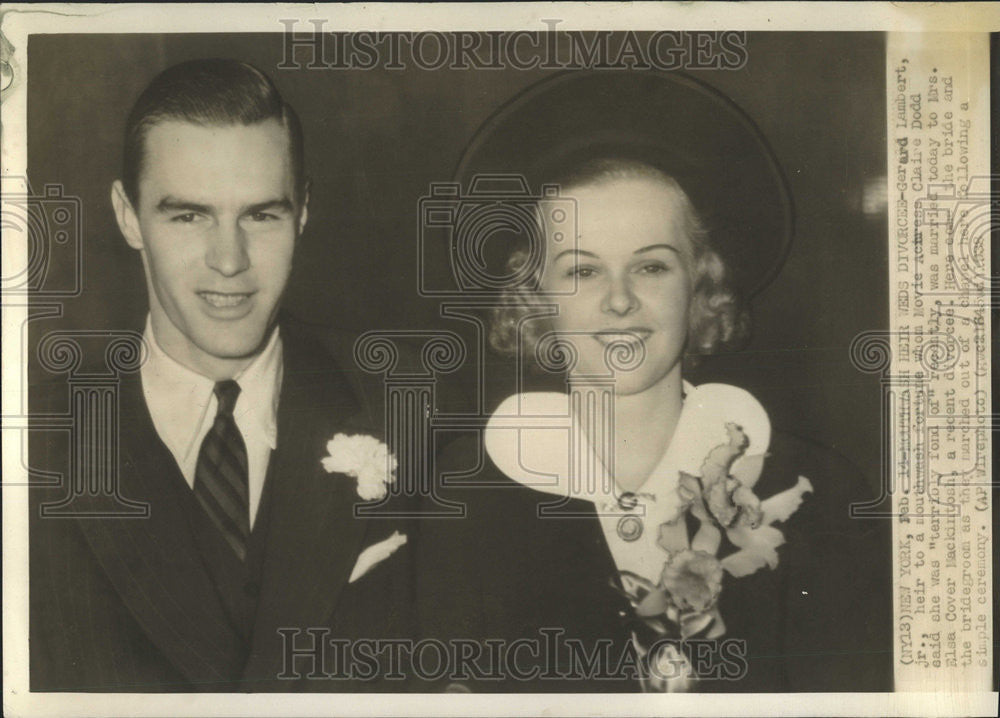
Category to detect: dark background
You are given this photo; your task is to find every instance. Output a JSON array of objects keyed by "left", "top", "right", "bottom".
[{"left": 27, "top": 32, "right": 888, "bottom": 489}]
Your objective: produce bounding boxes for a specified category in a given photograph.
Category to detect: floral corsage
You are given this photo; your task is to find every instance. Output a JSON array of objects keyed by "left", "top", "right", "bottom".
[{"left": 617, "top": 423, "right": 813, "bottom": 692}]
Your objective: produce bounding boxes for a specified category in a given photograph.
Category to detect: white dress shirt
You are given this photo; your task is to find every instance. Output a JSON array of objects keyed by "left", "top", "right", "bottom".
[{"left": 140, "top": 316, "right": 283, "bottom": 528}]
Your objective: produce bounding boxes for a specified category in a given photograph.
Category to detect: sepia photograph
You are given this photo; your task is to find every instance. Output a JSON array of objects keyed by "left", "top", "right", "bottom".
[{"left": 1, "top": 3, "right": 994, "bottom": 717}]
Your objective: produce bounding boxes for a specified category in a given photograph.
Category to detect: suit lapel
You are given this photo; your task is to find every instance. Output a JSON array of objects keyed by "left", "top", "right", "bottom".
[
  {"left": 72, "top": 373, "right": 247, "bottom": 688},
  {"left": 242, "top": 321, "right": 373, "bottom": 684}
]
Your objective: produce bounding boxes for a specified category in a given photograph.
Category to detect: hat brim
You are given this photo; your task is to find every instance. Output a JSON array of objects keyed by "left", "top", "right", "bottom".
[{"left": 454, "top": 71, "right": 794, "bottom": 298}]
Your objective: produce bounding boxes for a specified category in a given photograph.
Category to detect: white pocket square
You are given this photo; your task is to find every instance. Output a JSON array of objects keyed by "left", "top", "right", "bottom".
[{"left": 349, "top": 531, "right": 407, "bottom": 583}]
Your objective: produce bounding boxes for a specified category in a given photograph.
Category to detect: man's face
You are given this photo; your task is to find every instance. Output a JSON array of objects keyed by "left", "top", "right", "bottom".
[{"left": 113, "top": 119, "right": 306, "bottom": 379}]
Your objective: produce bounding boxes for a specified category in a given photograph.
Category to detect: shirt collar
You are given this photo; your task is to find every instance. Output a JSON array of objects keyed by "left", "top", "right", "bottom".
[
  {"left": 140, "top": 316, "right": 283, "bottom": 462},
  {"left": 484, "top": 382, "right": 771, "bottom": 505},
  {"left": 483, "top": 383, "right": 772, "bottom": 582}
]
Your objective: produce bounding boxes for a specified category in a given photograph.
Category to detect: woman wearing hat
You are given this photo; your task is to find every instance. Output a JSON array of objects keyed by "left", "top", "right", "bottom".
[{"left": 416, "top": 72, "right": 892, "bottom": 693}]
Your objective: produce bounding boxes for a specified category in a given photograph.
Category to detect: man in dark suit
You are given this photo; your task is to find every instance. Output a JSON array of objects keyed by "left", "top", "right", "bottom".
[{"left": 30, "top": 59, "right": 415, "bottom": 692}]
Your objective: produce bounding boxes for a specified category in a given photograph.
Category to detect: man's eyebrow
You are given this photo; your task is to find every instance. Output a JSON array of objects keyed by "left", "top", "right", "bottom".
[
  {"left": 155, "top": 197, "right": 211, "bottom": 214},
  {"left": 246, "top": 198, "right": 294, "bottom": 214},
  {"left": 553, "top": 249, "right": 599, "bottom": 262},
  {"left": 634, "top": 243, "right": 681, "bottom": 255},
  {"left": 154, "top": 197, "right": 295, "bottom": 215}
]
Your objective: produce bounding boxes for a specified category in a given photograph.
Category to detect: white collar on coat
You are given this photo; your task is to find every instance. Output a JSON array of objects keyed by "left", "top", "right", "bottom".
[{"left": 484, "top": 382, "right": 771, "bottom": 581}]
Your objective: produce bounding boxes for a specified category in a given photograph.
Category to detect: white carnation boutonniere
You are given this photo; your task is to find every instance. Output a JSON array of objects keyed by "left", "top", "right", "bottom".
[{"left": 321, "top": 433, "right": 398, "bottom": 500}]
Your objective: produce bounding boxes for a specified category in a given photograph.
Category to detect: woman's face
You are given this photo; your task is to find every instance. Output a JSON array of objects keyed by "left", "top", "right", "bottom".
[{"left": 538, "top": 175, "right": 694, "bottom": 395}]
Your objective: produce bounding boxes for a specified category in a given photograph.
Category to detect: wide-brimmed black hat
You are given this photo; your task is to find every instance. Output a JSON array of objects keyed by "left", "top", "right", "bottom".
[{"left": 454, "top": 71, "right": 794, "bottom": 297}]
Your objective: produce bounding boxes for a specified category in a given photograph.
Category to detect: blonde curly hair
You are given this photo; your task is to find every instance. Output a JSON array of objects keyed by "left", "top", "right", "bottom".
[{"left": 488, "top": 158, "right": 750, "bottom": 361}]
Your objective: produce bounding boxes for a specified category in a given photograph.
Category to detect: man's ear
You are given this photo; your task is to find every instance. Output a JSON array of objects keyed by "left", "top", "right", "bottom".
[
  {"left": 111, "top": 180, "right": 144, "bottom": 250},
  {"left": 297, "top": 179, "right": 311, "bottom": 236}
]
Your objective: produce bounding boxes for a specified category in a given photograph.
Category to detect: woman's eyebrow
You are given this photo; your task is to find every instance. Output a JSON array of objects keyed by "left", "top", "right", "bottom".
[
  {"left": 634, "top": 244, "right": 680, "bottom": 255},
  {"left": 553, "top": 249, "right": 599, "bottom": 262}
]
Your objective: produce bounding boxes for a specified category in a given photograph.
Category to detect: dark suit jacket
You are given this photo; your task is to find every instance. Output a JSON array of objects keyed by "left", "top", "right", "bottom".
[
  {"left": 30, "top": 317, "right": 417, "bottom": 692},
  {"left": 416, "top": 428, "right": 893, "bottom": 692}
]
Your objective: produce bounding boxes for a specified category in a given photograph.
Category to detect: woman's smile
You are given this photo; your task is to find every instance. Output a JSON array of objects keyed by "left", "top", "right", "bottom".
[{"left": 592, "top": 328, "right": 653, "bottom": 347}]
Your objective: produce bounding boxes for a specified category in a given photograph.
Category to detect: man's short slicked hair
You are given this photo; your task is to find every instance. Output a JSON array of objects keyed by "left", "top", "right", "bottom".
[{"left": 122, "top": 58, "right": 305, "bottom": 204}]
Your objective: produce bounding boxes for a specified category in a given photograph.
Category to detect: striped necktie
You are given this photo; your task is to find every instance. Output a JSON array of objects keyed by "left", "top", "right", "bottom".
[{"left": 193, "top": 380, "right": 250, "bottom": 561}]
